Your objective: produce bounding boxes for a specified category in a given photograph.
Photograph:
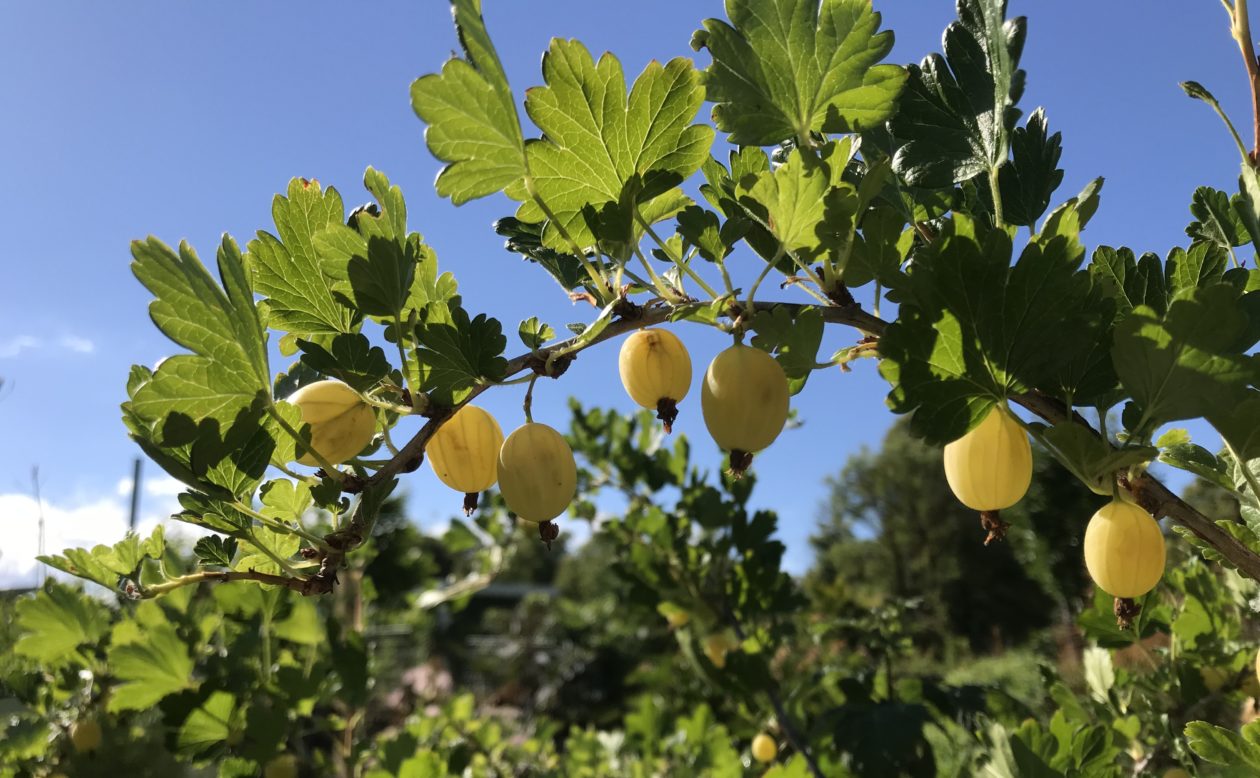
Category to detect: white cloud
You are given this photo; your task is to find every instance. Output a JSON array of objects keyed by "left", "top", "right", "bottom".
[
  {"left": 0, "top": 487, "right": 196, "bottom": 591},
  {"left": 0, "top": 335, "right": 40, "bottom": 359},
  {"left": 58, "top": 335, "right": 95, "bottom": 354}
]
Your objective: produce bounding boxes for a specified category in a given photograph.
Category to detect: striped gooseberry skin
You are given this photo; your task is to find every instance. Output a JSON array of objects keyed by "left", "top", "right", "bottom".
[
  {"left": 942, "top": 404, "right": 1032, "bottom": 511},
  {"left": 426, "top": 405, "right": 504, "bottom": 493},
  {"left": 619, "top": 329, "right": 692, "bottom": 409},
  {"left": 1083, "top": 498, "right": 1166, "bottom": 598},
  {"left": 700, "top": 344, "right": 789, "bottom": 454},
  {"left": 497, "top": 422, "right": 576, "bottom": 523},
  {"left": 288, "top": 380, "right": 377, "bottom": 466}
]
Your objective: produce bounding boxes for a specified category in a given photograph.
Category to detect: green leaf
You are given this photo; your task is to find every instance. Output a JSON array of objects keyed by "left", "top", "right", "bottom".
[
  {"left": 1081, "top": 646, "right": 1113, "bottom": 704},
  {"left": 415, "top": 306, "right": 507, "bottom": 405},
  {"left": 129, "top": 237, "right": 271, "bottom": 427},
  {"left": 1165, "top": 242, "right": 1228, "bottom": 298},
  {"left": 749, "top": 306, "right": 824, "bottom": 394},
  {"left": 1088, "top": 245, "right": 1167, "bottom": 319},
  {"left": 314, "top": 169, "right": 429, "bottom": 320},
  {"left": 676, "top": 206, "right": 731, "bottom": 264},
  {"left": 1188, "top": 186, "right": 1248, "bottom": 251},
  {"left": 274, "top": 598, "right": 326, "bottom": 646},
  {"left": 1186, "top": 721, "right": 1260, "bottom": 769},
  {"left": 847, "top": 205, "right": 912, "bottom": 289},
  {"left": 107, "top": 622, "right": 196, "bottom": 711},
  {"left": 1158, "top": 442, "right": 1233, "bottom": 492},
  {"left": 494, "top": 216, "right": 590, "bottom": 292},
  {"left": 692, "top": 0, "right": 906, "bottom": 145},
  {"left": 891, "top": 0, "right": 1026, "bottom": 187},
  {"left": 297, "top": 333, "right": 391, "bottom": 393},
  {"left": 14, "top": 583, "right": 111, "bottom": 663},
  {"left": 259, "top": 479, "right": 313, "bottom": 521},
  {"left": 518, "top": 317, "right": 555, "bottom": 351},
  {"left": 176, "top": 691, "right": 236, "bottom": 756},
  {"left": 1112, "top": 284, "right": 1258, "bottom": 429},
  {"left": 736, "top": 141, "right": 859, "bottom": 266},
  {"left": 410, "top": 0, "right": 526, "bottom": 203},
  {"left": 878, "top": 214, "right": 1094, "bottom": 442},
  {"left": 997, "top": 108, "right": 1063, "bottom": 227},
  {"left": 39, "top": 526, "right": 166, "bottom": 591},
  {"left": 1034, "top": 422, "right": 1156, "bottom": 495},
  {"left": 193, "top": 536, "right": 238, "bottom": 568},
  {"left": 247, "top": 178, "right": 356, "bottom": 335},
  {"left": 234, "top": 526, "right": 301, "bottom": 578},
  {"left": 515, "top": 40, "right": 714, "bottom": 249}
]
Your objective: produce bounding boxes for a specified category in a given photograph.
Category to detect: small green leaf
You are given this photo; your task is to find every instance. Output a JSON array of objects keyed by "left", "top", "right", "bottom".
[
  {"left": 997, "top": 108, "right": 1064, "bottom": 227},
  {"left": 247, "top": 178, "right": 356, "bottom": 336},
  {"left": 107, "top": 623, "right": 196, "bottom": 711},
  {"left": 518, "top": 317, "right": 555, "bottom": 351},
  {"left": 891, "top": 0, "right": 1026, "bottom": 187},
  {"left": 176, "top": 691, "right": 236, "bottom": 756},
  {"left": 259, "top": 479, "right": 313, "bottom": 521},
  {"left": 693, "top": 0, "right": 906, "bottom": 145},
  {"left": 274, "top": 598, "right": 326, "bottom": 646},
  {"left": 494, "top": 217, "right": 590, "bottom": 292},
  {"left": 1089, "top": 245, "right": 1167, "bottom": 320},
  {"left": 1186, "top": 721, "right": 1260, "bottom": 768},
  {"left": 1188, "top": 186, "right": 1248, "bottom": 251},
  {"left": 193, "top": 536, "right": 238, "bottom": 568},
  {"left": 129, "top": 237, "right": 271, "bottom": 428},
  {"left": 515, "top": 41, "right": 714, "bottom": 249},
  {"left": 676, "top": 206, "right": 730, "bottom": 264},
  {"left": 415, "top": 307, "right": 508, "bottom": 405},
  {"left": 14, "top": 583, "right": 111, "bottom": 663},
  {"left": 1034, "top": 422, "right": 1156, "bottom": 494},
  {"left": 749, "top": 306, "right": 824, "bottom": 394},
  {"left": 297, "top": 333, "right": 391, "bottom": 393},
  {"left": 39, "top": 526, "right": 166, "bottom": 591},
  {"left": 234, "top": 526, "right": 301, "bottom": 579},
  {"left": 410, "top": 0, "right": 527, "bottom": 203}
]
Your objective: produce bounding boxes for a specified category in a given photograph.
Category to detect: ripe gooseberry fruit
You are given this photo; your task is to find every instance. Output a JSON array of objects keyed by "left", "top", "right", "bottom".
[
  {"left": 751, "top": 733, "right": 777, "bottom": 763},
  {"left": 264, "top": 755, "right": 299, "bottom": 778},
  {"left": 287, "top": 380, "right": 377, "bottom": 467},
  {"left": 69, "top": 719, "right": 102, "bottom": 753},
  {"left": 1200, "top": 666, "right": 1230, "bottom": 693},
  {"left": 702, "top": 632, "right": 738, "bottom": 669},
  {"left": 619, "top": 329, "right": 692, "bottom": 432},
  {"left": 1083, "top": 498, "right": 1166, "bottom": 599},
  {"left": 700, "top": 344, "right": 789, "bottom": 476},
  {"left": 426, "top": 405, "right": 505, "bottom": 515},
  {"left": 943, "top": 403, "right": 1032, "bottom": 543},
  {"left": 497, "top": 422, "right": 576, "bottom": 542}
]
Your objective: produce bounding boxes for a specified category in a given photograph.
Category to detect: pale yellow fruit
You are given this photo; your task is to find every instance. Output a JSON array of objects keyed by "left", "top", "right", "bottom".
[
  {"left": 426, "top": 405, "right": 504, "bottom": 493},
  {"left": 497, "top": 422, "right": 576, "bottom": 523},
  {"left": 751, "top": 733, "right": 777, "bottom": 763},
  {"left": 1083, "top": 499, "right": 1166, "bottom": 599},
  {"left": 702, "top": 632, "right": 737, "bottom": 669},
  {"left": 69, "top": 719, "right": 102, "bottom": 753},
  {"left": 264, "top": 755, "right": 299, "bottom": 778},
  {"left": 619, "top": 329, "right": 692, "bottom": 428},
  {"left": 943, "top": 404, "right": 1032, "bottom": 511},
  {"left": 288, "top": 380, "right": 377, "bottom": 466},
  {"left": 1201, "top": 666, "right": 1231, "bottom": 693},
  {"left": 700, "top": 344, "right": 789, "bottom": 453}
]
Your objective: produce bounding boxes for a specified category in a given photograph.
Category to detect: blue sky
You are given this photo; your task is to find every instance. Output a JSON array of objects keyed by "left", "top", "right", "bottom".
[{"left": 0, "top": 1, "right": 1246, "bottom": 584}]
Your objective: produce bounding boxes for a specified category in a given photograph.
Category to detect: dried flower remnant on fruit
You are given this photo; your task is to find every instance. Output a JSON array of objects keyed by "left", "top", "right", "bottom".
[{"left": 539, "top": 520, "right": 560, "bottom": 549}]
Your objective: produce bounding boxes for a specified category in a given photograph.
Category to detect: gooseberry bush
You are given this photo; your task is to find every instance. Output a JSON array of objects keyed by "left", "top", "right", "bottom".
[{"left": 13, "top": 0, "right": 1260, "bottom": 773}]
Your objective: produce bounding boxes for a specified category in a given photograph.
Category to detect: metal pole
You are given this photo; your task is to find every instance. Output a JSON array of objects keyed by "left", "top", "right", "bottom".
[
  {"left": 32, "top": 467, "right": 45, "bottom": 588},
  {"left": 128, "top": 457, "right": 142, "bottom": 532}
]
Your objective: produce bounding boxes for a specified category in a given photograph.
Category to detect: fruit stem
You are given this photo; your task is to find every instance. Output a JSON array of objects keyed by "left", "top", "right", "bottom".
[
  {"left": 988, "top": 167, "right": 1005, "bottom": 228},
  {"left": 523, "top": 374, "right": 539, "bottom": 423},
  {"left": 635, "top": 207, "right": 721, "bottom": 299}
]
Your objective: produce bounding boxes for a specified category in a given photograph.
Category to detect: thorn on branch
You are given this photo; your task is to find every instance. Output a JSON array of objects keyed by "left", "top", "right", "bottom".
[
  {"left": 611, "top": 295, "right": 644, "bottom": 321},
  {"left": 979, "top": 510, "right": 1009, "bottom": 545},
  {"left": 1115, "top": 597, "right": 1141, "bottom": 630},
  {"left": 822, "top": 280, "right": 857, "bottom": 307}
]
